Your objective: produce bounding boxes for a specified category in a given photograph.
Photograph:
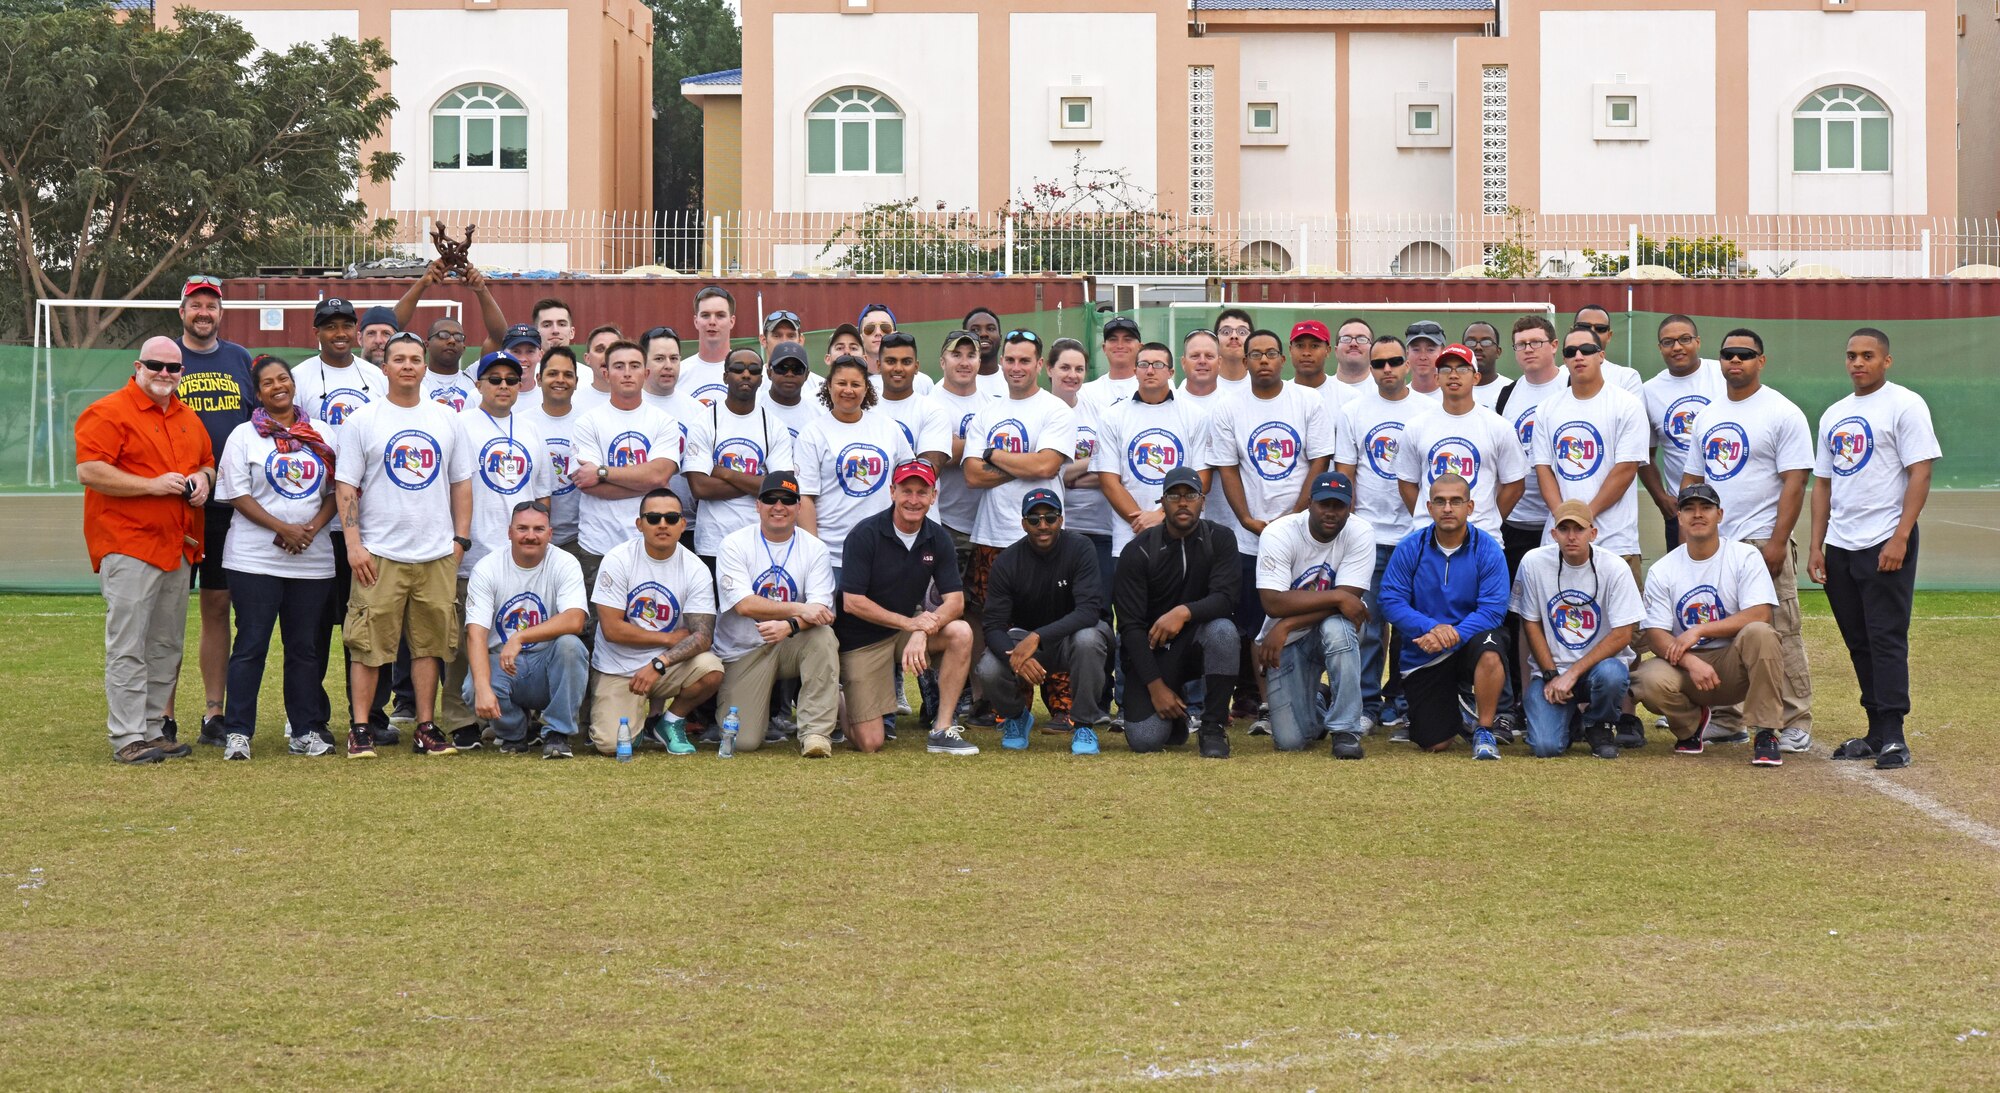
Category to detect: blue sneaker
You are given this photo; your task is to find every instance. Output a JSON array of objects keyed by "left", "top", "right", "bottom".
[
  {"left": 1472, "top": 727, "right": 1500, "bottom": 761},
  {"left": 1071, "top": 726, "right": 1100, "bottom": 755},
  {"left": 1000, "top": 711, "right": 1032, "bottom": 750}
]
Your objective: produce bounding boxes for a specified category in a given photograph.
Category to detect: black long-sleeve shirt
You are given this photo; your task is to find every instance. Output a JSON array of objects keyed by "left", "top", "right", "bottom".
[
  {"left": 1114, "top": 518, "right": 1239, "bottom": 687},
  {"left": 982, "top": 529, "right": 1104, "bottom": 656}
]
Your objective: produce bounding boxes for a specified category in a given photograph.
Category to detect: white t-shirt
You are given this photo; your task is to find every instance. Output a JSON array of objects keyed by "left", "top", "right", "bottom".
[
  {"left": 794, "top": 411, "right": 914, "bottom": 566},
  {"left": 1643, "top": 360, "right": 1725, "bottom": 483},
  {"left": 1494, "top": 372, "right": 1569, "bottom": 530},
  {"left": 1172, "top": 382, "right": 1228, "bottom": 412},
  {"left": 875, "top": 391, "right": 952, "bottom": 460},
  {"left": 1093, "top": 391, "right": 1215, "bottom": 554},
  {"left": 519, "top": 403, "right": 581, "bottom": 545},
  {"left": 1643, "top": 540, "right": 1778, "bottom": 651},
  {"left": 1511, "top": 543, "right": 1644, "bottom": 669},
  {"left": 1394, "top": 401, "right": 1528, "bottom": 536},
  {"left": 1208, "top": 382, "right": 1341, "bottom": 553},
  {"left": 760, "top": 391, "right": 828, "bottom": 442},
  {"left": 684, "top": 402, "right": 795, "bottom": 556},
  {"left": 1062, "top": 396, "right": 1114, "bottom": 537},
  {"left": 712, "top": 525, "right": 836, "bottom": 662},
  {"left": 975, "top": 370, "right": 1009, "bottom": 399},
  {"left": 291, "top": 356, "right": 387, "bottom": 433},
  {"left": 1080, "top": 373, "right": 1138, "bottom": 416},
  {"left": 571, "top": 401, "right": 684, "bottom": 555},
  {"left": 870, "top": 373, "right": 934, "bottom": 399},
  {"left": 1814, "top": 381, "right": 1942, "bottom": 552},
  {"left": 680, "top": 356, "right": 731, "bottom": 409},
  {"left": 458, "top": 409, "right": 555, "bottom": 576},
  {"left": 422, "top": 368, "right": 476, "bottom": 413},
  {"left": 642, "top": 387, "right": 702, "bottom": 512},
  {"left": 1602, "top": 361, "right": 1646, "bottom": 402},
  {"left": 333, "top": 397, "right": 474, "bottom": 564},
  {"left": 465, "top": 546, "right": 587, "bottom": 650},
  {"left": 570, "top": 381, "right": 612, "bottom": 417},
  {"left": 214, "top": 421, "right": 336, "bottom": 578},
  {"left": 966, "top": 390, "right": 1078, "bottom": 548},
  {"left": 1253, "top": 510, "right": 1378, "bottom": 642},
  {"left": 588, "top": 538, "right": 717, "bottom": 675},
  {"left": 1339, "top": 389, "right": 1434, "bottom": 547},
  {"left": 1529, "top": 384, "right": 1649, "bottom": 556},
  {"left": 1686, "top": 385, "right": 1814, "bottom": 541},
  {"left": 1471, "top": 377, "right": 1513, "bottom": 411},
  {"left": 928, "top": 386, "right": 999, "bottom": 533}
]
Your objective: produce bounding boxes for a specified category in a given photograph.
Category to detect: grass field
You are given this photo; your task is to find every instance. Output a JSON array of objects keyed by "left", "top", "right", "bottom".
[{"left": 3, "top": 590, "right": 1998, "bottom": 1090}]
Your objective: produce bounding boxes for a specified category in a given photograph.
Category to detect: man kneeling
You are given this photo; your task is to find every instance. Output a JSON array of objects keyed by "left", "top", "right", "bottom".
[
  {"left": 714, "top": 472, "right": 841, "bottom": 756},
  {"left": 1511, "top": 501, "right": 1641, "bottom": 759},
  {"left": 977, "top": 488, "right": 1114, "bottom": 755},
  {"left": 1255, "top": 472, "right": 1376, "bottom": 758},
  {"left": 588, "top": 489, "right": 725, "bottom": 756},
  {"left": 465, "top": 501, "right": 590, "bottom": 758},
  {"left": 1115, "top": 466, "right": 1241, "bottom": 757}
]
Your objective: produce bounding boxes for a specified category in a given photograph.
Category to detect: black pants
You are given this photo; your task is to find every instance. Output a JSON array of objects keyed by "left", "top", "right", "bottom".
[
  {"left": 224, "top": 570, "right": 332, "bottom": 738},
  {"left": 1499, "top": 523, "right": 1544, "bottom": 722},
  {"left": 1822, "top": 528, "right": 1919, "bottom": 738},
  {"left": 1403, "top": 628, "right": 1508, "bottom": 750},
  {"left": 320, "top": 530, "right": 412, "bottom": 727},
  {"left": 1662, "top": 509, "right": 1682, "bottom": 551}
]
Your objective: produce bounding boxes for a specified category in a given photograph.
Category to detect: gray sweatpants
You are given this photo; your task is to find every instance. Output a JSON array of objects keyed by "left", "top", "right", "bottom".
[
  {"left": 100, "top": 553, "right": 189, "bottom": 751},
  {"left": 1123, "top": 617, "right": 1240, "bottom": 752},
  {"left": 974, "top": 622, "right": 1114, "bottom": 725}
]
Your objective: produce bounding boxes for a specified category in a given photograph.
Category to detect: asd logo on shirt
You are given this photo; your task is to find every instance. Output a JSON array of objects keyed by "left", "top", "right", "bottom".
[
  {"left": 264, "top": 448, "right": 326, "bottom": 500},
  {"left": 1550, "top": 421, "right": 1605, "bottom": 480},
  {"left": 1246, "top": 423, "right": 1303, "bottom": 481},
  {"left": 1289, "top": 563, "right": 1337, "bottom": 591},
  {"left": 1363, "top": 422, "right": 1403, "bottom": 481},
  {"left": 625, "top": 582, "right": 681, "bottom": 633},
  {"left": 1545, "top": 590, "right": 1604, "bottom": 651},
  {"left": 1676, "top": 585, "right": 1727, "bottom": 647},
  {"left": 322, "top": 388, "right": 369, "bottom": 426},
  {"left": 985, "top": 418, "right": 1029, "bottom": 455},
  {"left": 1513, "top": 406, "right": 1537, "bottom": 450},
  {"left": 957, "top": 412, "right": 977, "bottom": 440},
  {"left": 1426, "top": 437, "right": 1482, "bottom": 486},
  {"left": 548, "top": 438, "right": 575, "bottom": 497},
  {"left": 835, "top": 443, "right": 890, "bottom": 497},
  {"left": 384, "top": 429, "right": 444, "bottom": 491},
  {"left": 606, "top": 430, "right": 653, "bottom": 468},
  {"left": 753, "top": 566, "right": 800, "bottom": 602},
  {"left": 715, "top": 438, "right": 765, "bottom": 477},
  {"left": 497, "top": 592, "right": 549, "bottom": 641},
  {"left": 479, "top": 437, "right": 534, "bottom": 495},
  {"left": 1664, "top": 395, "right": 1710, "bottom": 451},
  {"left": 1074, "top": 424, "right": 1097, "bottom": 460},
  {"left": 428, "top": 384, "right": 467, "bottom": 412},
  {"left": 1825, "top": 416, "right": 1874, "bottom": 476},
  {"left": 1127, "top": 428, "right": 1186, "bottom": 486},
  {"left": 1701, "top": 422, "right": 1751, "bottom": 480},
  {"left": 692, "top": 383, "right": 728, "bottom": 408}
]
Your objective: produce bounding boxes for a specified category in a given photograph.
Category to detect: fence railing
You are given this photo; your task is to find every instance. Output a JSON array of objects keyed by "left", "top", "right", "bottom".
[{"left": 300, "top": 210, "right": 2000, "bottom": 280}]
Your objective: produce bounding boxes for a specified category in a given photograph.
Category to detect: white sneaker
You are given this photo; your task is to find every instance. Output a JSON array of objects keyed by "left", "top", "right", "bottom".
[
  {"left": 223, "top": 732, "right": 251, "bottom": 760},
  {"left": 1778, "top": 727, "right": 1813, "bottom": 753},
  {"left": 288, "top": 732, "right": 334, "bottom": 757},
  {"left": 1357, "top": 715, "right": 1377, "bottom": 737},
  {"left": 896, "top": 694, "right": 912, "bottom": 716},
  {"left": 1653, "top": 715, "right": 1669, "bottom": 730}
]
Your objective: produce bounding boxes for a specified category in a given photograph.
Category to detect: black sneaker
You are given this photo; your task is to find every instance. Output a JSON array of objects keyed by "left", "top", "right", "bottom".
[
  {"left": 1585, "top": 721, "right": 1620, "bottom": 760},
  {"left": 412, "top": 722, "right": 458, "bottom": 756},
  {"left": 1613, "top": 713, "right": 1646, "bottom": 750},
  {"left": 695, "top": 722, "right": 723, "bottom": 746},
  {"left": 1672, "top": 733, "right": 1705, "bottom": 756},
  {"left": 1330, "top": 732, "right": 1364, "bottom": 760},
  {"left": 370, "top": 721, "right": 402, "bottom": 746},
  {"left": 198, "top": 715, "right": 227, "bottom": 747},
  {"left": 450, "top": 725, "right": 483, "bottom": 752},
  {"left": 160, "top": 715, "right": 180, "bottom": 744},
  {"left": 1873, "top": 742, "right": 1912, "bottom": 769},
  {"left": 542, "top": 733, "right": 573, "bottom": 760},
  {"left": 498, "top": 736, "right": 540, "bottom": 754},
  {"left": 1198, "top": 726, "right": 1230, "bottom": 759},
  {"left": 1751, "top": 729, "right": 1783, "bottom": 767},
  {"left": 1491, "top": 713, "right": 1519, "bottom": 746}
]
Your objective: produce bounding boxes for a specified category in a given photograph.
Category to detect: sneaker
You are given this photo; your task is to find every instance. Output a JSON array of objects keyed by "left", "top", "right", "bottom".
[
  {"left": 927, "top": 726, "right": 979, "bottom": 755},
  {"left": 1072, "top": 726, "right": 1101, "bottom": 756},
  {"left": 662, "top": 719, "right": 696, "bottom": 755},
  {"left": 198, "top": 715, "right": 227, "bottom": 747},
  {"left": 1778, "top": 727, "right": 1813, "bottom": 754},
  {"left": 884, "top": 722, "right": 897, "bottom": 742},
  {"left": 1000, "top": 711, "right": 1032, "bottom": 750},
  {"left": 1041, "top": 715, "right": 1074, "bottom": 736},
  {"left": 1752, "top": 729, "right": 1783, "bottom": 767},
  {"left": 1457, "top": 693, "right": 1478, "bottom": 731},
  {"left": 113, "top": 740, "right": 166, "bottom": 765},
  {"left": 1873, "top": 742, "right": 1912, "bottom": 770},
  {"left": 896, "top": 693, "right": 912, "bottom": 716},
  {"left": 1197, "top": 726, "right": 1229, "bottom": 759},
  {"left": 371, "top": 721, "right": 402, "bottom": 746},
  {"left": 542, "top": 733, "right": 573, "bottom": 760},
  {"left": 1702, "top": 726, "right": 1750, "bottom": 744},
  {"left": 829, "top": 727, "right": 847, "bottom": 746},
  {"left": 1108, "top": 715, "right": 1125, "bottom": 734},
  {"left": 1613, "top": 713, "right": 1646, "bottom": 750},
  {"left": 639, "top": 715, "right": 670, "bottom": 750},
  {"left": 223, "top": 733, "right": 251, "bottom": 760},
  {"left": 766, "top": 713, "right": 796, "bottom": 744},
  {"left": 1356, "top": 714, "right": 1376, "bottom": 738},
  {"left": 696, "top": 722, "right": 723, "bottom": 746},
  {"left": 146, "top": 735, "right": 193, "bottom": 759},
  {"left": 289, "top": 732, "right": 334, "bottom": 757},
  {"left": 450, "top": 726, "right": 483, "bottom": 752},
  {"left": 498, "top": 736, "right": 539, "bottom": 754},
  {"left": 800, "top": 734, "right": 834, "bottom": 759},
  {"left": 1331, "top": 732, "right": 1364, "bottom": 760},
  {"left": 1584, "top": 722, "right": 1619, "bottom": 760},
  {"left": 1471, "top": 728, "right": 1500, "bottom": 761},
  {"left": 1388, "top": 724, "right": 1411, "bottom": 744},
  {"left": 160, "top": 715, "right": 180, "bottom": 743},
  {"left": 1247, "top": 704, "right": 1271, "bottom": 736},
  {"left": 1654, "top": 715, "right": 1669, "bottom": 730},
  {"left": 1491, "top": 714, "right": 1519, "bottom": 745},
  {"left": 345, "top": 723, "right": 377, "bottom": 759},
  {"left": 412, "top": 722, "right": 458, "bottom": 756},
  {"left": 1672, "top": 733, "right": 1706, "bottom": 755}
]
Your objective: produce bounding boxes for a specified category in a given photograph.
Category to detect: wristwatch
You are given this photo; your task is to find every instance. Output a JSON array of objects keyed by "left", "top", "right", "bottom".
[
  {"left": 596, "top": 466, "right": 610, "bottom": 483},
  {"left": 649, "top": 656, "right": 667, "bottom": 674},
  {"left": 452, "top": 535, "right": 472, "bottom": 551}
]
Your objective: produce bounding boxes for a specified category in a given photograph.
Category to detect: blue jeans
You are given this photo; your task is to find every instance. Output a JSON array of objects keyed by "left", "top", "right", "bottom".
[
  {"left": 462, "top": 633, "right": 590, "bottom": 742},
  {"left": 1359, "top": 542, "right": 1405, "bottom": 723},
  {"left": 1522, "top": 658, "right": 1630, "bottom": 757},
  {"left": 1265, "top": 616, "right": 1363, "bottom": 751}
]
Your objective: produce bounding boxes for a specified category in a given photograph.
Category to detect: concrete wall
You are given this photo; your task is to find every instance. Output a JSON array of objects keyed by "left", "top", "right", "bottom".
[
  {"left": 1008, "top": 13, "right": 1160, "bottom": 200},
  {"left": 1961, "top": 0, "right": 2000, "bottom": 218},
  {"left": 1345, "top": 32, "right": 1457, "bottom": 217},
  {"left": 388, "top": 8, "right": 568, "bottom": 212},
  {"left": 1224, "top": 31, "right": 1338, "bottom": 220}
]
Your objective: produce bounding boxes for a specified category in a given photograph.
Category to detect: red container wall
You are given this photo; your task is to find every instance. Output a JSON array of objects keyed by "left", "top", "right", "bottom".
[{"left": 1214, "top": 278, "right": 2000, "bottom": 322}]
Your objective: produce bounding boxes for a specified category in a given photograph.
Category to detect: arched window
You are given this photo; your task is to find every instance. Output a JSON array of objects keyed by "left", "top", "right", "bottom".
[
  {"left": 433, "top": 84, "right": 528, "bottom": 171},
  {"left": 1793, "top": 86, "right": 1889, "bottom": 173},
  {"left": 806, "top": 88, "right": 904, "bottom": 175}
]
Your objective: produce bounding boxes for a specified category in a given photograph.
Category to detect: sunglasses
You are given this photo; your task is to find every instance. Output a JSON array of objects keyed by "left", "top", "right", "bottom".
[
  {"left": 1561, "top": 344, "right": 1602, "bottom": 359},
  {"left": 481, "top": 373, "right": 523, "bottom": 385},
  {"left": 765, "top": 310, "right": 800, "bottom": 328},
  {"left": 1719, "top": 347, "right": 1760, "bottom": 361},
  {"left": 857, "top": 304, "right": 896, "bottom": 325},
  {"left": 860, "top": 323, "right": 896, "bottom": 335},
  {"left": 725, "top": 363, "right": 764, "bottom": 375},
  {"left": 1370, "top": 356, "right": 1405, "bottom": 369},
  {"left": 1005, "top": 329, "right": 1042, "bottom": 344},
  {"left": 770, "top": 362, "right": 808, "bottom": 375},
  {"left": 182, "top": 275, "right": 223, "bottom": 295},
  {"left": 643, "top": 325, "right": 680, "bottom": 343},
  {"left": 640, "top": 511, "right": 685, "bottom": 525},
  {"left": 139, "top": 358, "right": 185, "bottom": 374},
  {"left": 1023, "top": 513, "right": 1061, "bottom": 527},
  {"left": 759, "top": 493, "right": 799, "bottom": 505},
  {"left": 386, "top": 331, "right": 424, "bottom": 347},
  {"left": 880, "top": 331, "right": 919, "bottom": 350},
  {"left": 1579, "top": 323, "right": 1613, "bottom": 335}
]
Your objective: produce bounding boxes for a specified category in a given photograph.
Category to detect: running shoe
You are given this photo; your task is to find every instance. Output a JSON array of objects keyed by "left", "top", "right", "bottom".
[
  {"left": 927, "top": 726, "right": 979, "bottom": 756},
  {"left": 1471, "top": 728, "right": 1501, "bottom": 761},
  {"left": 1000, "top": 710, "right": 1033, "bottom": 750},
  {"left": 1071, "top": 726, "right": 1101, "bottom": 756},
  {"left": 1752, "top": 729, "right": 1783, "bottom": 767}
]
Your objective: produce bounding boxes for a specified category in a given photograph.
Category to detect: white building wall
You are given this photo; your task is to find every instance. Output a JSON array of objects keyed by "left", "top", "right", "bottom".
[
  {"left": 1747, "top": 10, "right": 1928, "bottom": 214},
  {"left": 388, "top": 8, "right": 569, "bottom": 213},
  {"left": 771, "top": 13, "right": 980, "bottom": 213},
  {"left": 1008, "top": 13, "right": 1158, "bottom": 200},
  {"left": 1536, "top": 10, "right": 1717, "bottom": 215},
  {"left": 222, "top": 9, "right": 358, "bottom": 61},
  {"left": 1227, "top": 32, "right": 1339, "bottom": 221},
  {"left": 1345, "top": 33, "right": 1458, "bottom": 271}
]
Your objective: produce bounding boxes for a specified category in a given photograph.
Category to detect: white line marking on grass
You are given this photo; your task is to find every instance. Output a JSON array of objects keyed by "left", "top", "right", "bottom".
[
  {"left": 1913, "top": 615, "right": 2000, "bottom": 621},
  {"left": 1824, "top": 754, "right": 2000, "bottom": 853},
  {"left": 1931, "top": 518, "right": 2000, "bottom": 535}
]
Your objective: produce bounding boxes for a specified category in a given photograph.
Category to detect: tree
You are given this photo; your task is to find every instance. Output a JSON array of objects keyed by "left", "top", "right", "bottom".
[
  {"left": 0, "top": 6, "right": 399, "bottom": 346},
  {"left": 647, "top": 0, "right": 740, "bottom": 214}
]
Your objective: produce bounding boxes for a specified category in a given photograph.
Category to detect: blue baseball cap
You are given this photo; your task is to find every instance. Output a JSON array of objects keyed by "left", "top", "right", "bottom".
[
  {"left": 1020, "top": 488, "right": 1063, "bottom": 516},
  {"left": 474, "top": 350, "right": 522, "bottom": 379},
  {"left": 1161, "top": 466, "right": 1203, "bottom": 495},
  {"left": 502, "top": 323, "right": 540, "bottom": 350},
  {"left": 1310, "top": 470, "right": 1354, "bottom": 506},
  {"left": 358, "top": 305, "right": 399, "bottom": 332}
]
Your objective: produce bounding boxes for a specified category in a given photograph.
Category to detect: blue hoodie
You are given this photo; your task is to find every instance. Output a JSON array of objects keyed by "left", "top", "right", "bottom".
[{"left": 1379, "top": 523, "right": 1511, "bottom": 675}]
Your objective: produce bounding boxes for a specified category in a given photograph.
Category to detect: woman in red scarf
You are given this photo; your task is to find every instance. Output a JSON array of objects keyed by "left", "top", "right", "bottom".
[{"left": 211, "top": 355, "right": 342, "bottom": 759}]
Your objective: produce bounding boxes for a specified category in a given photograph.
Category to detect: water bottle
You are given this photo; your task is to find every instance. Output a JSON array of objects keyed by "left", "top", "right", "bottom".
[
  {"left": 719, "top": 706, "right": 740, "bottom": 759},
  {"left": 616, "top": 717, "right": 633, "bottom": 762}
]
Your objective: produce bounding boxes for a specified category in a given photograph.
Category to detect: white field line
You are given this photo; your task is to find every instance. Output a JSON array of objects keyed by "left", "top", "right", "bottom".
[
  {"left": 1930, "top": 518, "right": 2000, "bottom": 535},
  {"left": 1821, "top": 746, "right": 2000, "bottom": 853}
]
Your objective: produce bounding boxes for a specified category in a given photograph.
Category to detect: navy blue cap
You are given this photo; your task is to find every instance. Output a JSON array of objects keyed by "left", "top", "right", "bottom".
[
  {"left": 1161, "top": 466, "right": 1203, "bottom": 495},
  {"left": 474, "top": 350, "right": 522, "bottom": 379},
  {"left": 1310, "top": 470, "right": 1354, "bottom": 506},
  {"left": 358, "top": 305, "right": 398, "bottom": 332},
  {"left": 1020, "top": 488, "right": 1063, "bottom": 516},
  {"left": 502, "top": 323, "right": 540, "bottom": 350}
]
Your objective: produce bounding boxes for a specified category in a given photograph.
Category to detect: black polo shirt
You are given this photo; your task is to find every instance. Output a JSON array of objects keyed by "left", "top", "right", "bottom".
[{"left": 833, "top": 507, "right": 964, "bottom": 650}]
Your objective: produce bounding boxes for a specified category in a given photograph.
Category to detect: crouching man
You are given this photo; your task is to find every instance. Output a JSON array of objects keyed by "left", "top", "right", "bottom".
[
  {"left": 1255, "top": 472, "right": 1376, "bottom": 758},
  {"left": 588, "top": 489, "right": 725, "bottom": 756},
  {"left": 977, "top": 488, "right": 1115, "bottom": 755},
  {"left": 465, "top": 501, "right": 590, "bottom": 757},
  {"left": 1511, "top": 501, "right": 1642, "bottom": 759}
]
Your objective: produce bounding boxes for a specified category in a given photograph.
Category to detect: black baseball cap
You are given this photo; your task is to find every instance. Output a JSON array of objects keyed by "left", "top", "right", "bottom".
[
  {"left": 312, "top": 298, "right": 357, "bottom": 326},
  {"left": 1405, "top": 320, "right": 1446, "bottom": 346},
  {"left": 1102, "top": 316, "right": 1142, "bottom": 340},
  {"left": 1310, "top": 471, "right": 1354, "bottom": 506},
  {"left": 1161, "top": 466, "right": 1203, "bottom": 495},
  {"left": 769, "top": 341, "right": 808, "bottom": 369},
  {"left": 502, "top": 323, "right": 540, "bottom": 350},
  {"left": 759, "top": 471, "right": 801, "bottom": 502},
  {"left": 1021, "top": 487, "right": 1063, "bottom": 515},
  {"left": 1676, "top": 482, "right": 1722, "bottom": 509}
]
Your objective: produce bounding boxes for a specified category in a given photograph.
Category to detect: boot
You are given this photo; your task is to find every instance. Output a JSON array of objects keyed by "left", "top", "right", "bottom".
[{"left": 1197, "top": 673, "right": 1236, "bottom": 759}]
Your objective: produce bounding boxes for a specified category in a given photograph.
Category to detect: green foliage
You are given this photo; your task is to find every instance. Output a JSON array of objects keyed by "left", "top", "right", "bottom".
[
  {"left": 817, "top": 198, "right": 999, "bottom": 274},
  {"left": 1483, "top": 206, "right": 1544, "bottom": 279},
  {"left": 646, "top": 0, "right": 740, "bottom": 214},
  {"left": 0, "top": 6, "right": 399, "bottom": 346},
  {"left": 1585, "top": 233, "right": 1749, "bottom": 278}
]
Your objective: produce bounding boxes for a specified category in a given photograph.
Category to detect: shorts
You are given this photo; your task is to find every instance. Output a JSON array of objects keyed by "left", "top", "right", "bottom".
[
  {"left": 1403, "top": 627, "right": 1509, "bottom": 749},
  {"left": 343, "top": 555, "right": 459, "bottom": 665},
  {"left": 192, "top": 505, "right": 232, "bottom": 590},
  {"left": 588, "top": 653, "right": 726, "bottom": 751},
  {"left": 840, "top": 632, "right": 914, "bottom": 724}
]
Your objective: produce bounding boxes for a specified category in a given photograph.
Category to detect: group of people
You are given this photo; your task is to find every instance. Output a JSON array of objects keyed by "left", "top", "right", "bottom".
[{"left": 77, "top": 274, "right": 1939, "bottom": 772}]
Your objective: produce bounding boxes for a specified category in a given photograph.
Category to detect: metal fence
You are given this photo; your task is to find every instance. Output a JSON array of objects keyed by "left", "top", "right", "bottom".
[{"left": 301, "top": 210, "right": 2000, "bottom": 280}]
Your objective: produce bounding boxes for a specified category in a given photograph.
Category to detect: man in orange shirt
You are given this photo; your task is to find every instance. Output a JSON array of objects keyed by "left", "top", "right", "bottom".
[{"left": 75, "top": 337, "right": 216, "bottom": 764}]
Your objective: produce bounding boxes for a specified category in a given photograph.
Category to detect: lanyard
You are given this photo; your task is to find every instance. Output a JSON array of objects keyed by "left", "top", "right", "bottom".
[
  {"left": 760, "top": 532, "right": 795, "bottom": 594},
  {"left": 480, "top": 408, "right": 513, "bottom": 443}
]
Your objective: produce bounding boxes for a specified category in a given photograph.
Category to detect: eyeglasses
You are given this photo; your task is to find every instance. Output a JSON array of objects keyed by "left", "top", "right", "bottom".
[
  {"left": 1719, "top": 347, "right": 1760, "bottom": 361},
  {"left": 1136, "top": 359, "right": 1175, "bottom": 371},
  {"left": 1658, "top": 333, "right": 1698, "bottom": 349},
  {"left": 1435, "top": 362, "right": 1476, "bottom": 373},
  {"left": 1561, "top": 344, "right": 1602, "bottom": 359},
  {"left": 1463, "top": 337, "right": 1498, "bottom": 348},
  {"left": 1579, "top": 323, "right": 1613, "bottom": 335},
  {"left": 1428, "top": 495, "right": 1470, "bottom": 508},
  {"left": 1336, "top": 334, "right": 1372, "bottom": 346},
  {"left": 139, "top": 358, "right": 185, "bottom": 374},
  {"left": 880, "top": 331, "right": 919, "bottom": 350},
  {"left": 640, "top": 511, "right": 685, "bottom": 525},
  {"left": 429, "top": 329, "right": 465, "bottom": 341},
  {"left": 481, "top": 374, "right": 523, "bottom": 385},
  {"left": 1513, "top": 338, "right": 1551, "bottom": 352},
  {"left": 1023, "top": 513, "right": 1061, "bottom": 527},
  {"left": 725, "top": 363, "right": 764, "bottom": 375},
  {"left": 643, "top": 325, "right": 680, "bottom": 344},
  {"left": 1370, "top": 356, "right": 1405, "bottom": 369},
  {"left": 1217, "top": 325, "right": 1251, "bottom": 337},
  {"left": 770, "top": 362, "right": 808, "bottom": 376},
  {"left": 1245, "top": 349, "right": 1286, "bottom": 362}
]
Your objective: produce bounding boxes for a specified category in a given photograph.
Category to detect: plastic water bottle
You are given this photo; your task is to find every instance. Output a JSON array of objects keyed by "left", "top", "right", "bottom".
[
  {"left": 719, "top": 706, "right": 740, "bottom": 759},
  {"left": 616, "top": 717, "right": 633, "bottom": 762}
]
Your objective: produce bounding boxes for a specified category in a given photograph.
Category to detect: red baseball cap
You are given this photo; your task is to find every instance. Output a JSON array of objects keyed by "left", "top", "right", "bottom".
[
  {"left": 1437, "top": 342, "right": 1476, "bottom": 367},
  {"left": 182, "top": 274, "right": 224, "bottom": 301},
  {"left": 892, "top": 460, "right": 936, "bottom": 487},
  {"left": 1290, "top": 320, "right": 1331, "bottom": 344}
]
